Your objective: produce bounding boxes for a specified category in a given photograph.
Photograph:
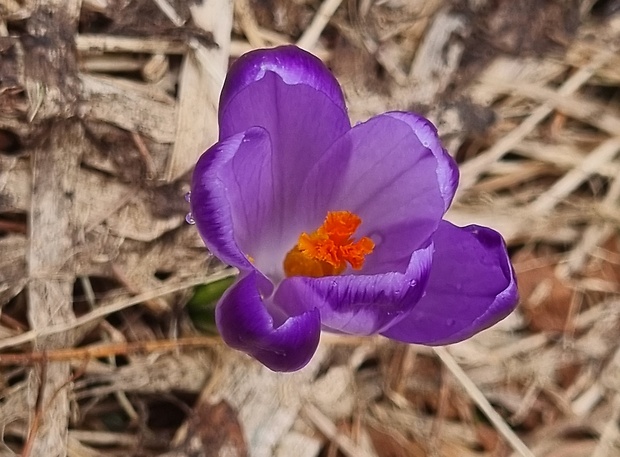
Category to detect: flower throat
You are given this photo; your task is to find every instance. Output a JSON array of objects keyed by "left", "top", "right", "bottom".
[{"left": 283, "top": 211, "right": 375, "bottom": 278}]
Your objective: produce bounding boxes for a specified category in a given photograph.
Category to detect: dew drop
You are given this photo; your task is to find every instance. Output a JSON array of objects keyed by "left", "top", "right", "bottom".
[
  {"left": 184, "top": 191, "right": 192, "bottom": 203},
  {"left": 185, "top": 212, "right": 195, "bottom": 225},
  {"left": 367, "top": 231, "right": 384, "bottom": 246},
  {"left": 446, "top": 318, "right": 456, "bottom": 327}
]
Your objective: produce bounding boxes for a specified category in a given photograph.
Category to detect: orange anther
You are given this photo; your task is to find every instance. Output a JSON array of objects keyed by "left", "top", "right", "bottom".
[{"left": 283, "top": 211, "right": 374, "bottom": 278}]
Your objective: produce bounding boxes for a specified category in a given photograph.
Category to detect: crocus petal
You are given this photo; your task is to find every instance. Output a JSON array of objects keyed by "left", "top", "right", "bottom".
[
  {"left": 219, "top": 45, "right": 347, "bottom": 132},
  {"left": 191, "top": 131, "right": 257, "bottom": 270},
  {"left": 219, "top": 46, "right": 350, "bottom": 193},
  {"left": 381, "top": 221, "right": 518, "bottom": 345},
  {"left": 274, "top": 243, "right": 433, "bottom": 335},
  {"left": 296, "top": 114, "right": 446, "bottom": 275},
  {"left": 384, "top": 112, "right": 459, "bottom": 211},
  {"left": 216, "top": 272, "right": 321, "bottom": 372},
  {"left": 192, "top": 125, "right": 299, "bottom": 280},
  {"left": 217, "top": 48, "right": 351, "bottom": 266},
  {"left": 191, "top": 127, "right": 284, "bottom": 269}
]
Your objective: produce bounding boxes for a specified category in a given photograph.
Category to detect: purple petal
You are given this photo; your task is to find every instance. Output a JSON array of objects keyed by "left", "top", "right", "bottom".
[
  {"left": 274, "top": 243, "right": 433, "bottom": 335},
  {"left": 219, "top": 46, "right": 347, "bottom": 130},
  {"left": 213, "top": 127, "right": 284, "bottom": 279},
  {"left": 216, "top": 49, "right": 351, "bottom": 266},
  {"left": 218, "top": 47, "right": 349, "bottom": 181},
  {"left": 381, "top": 221, "right": 518, "bottom": 345},
  {"left": 384, "top": 112, "right": 459, "bottom": 211},
  {"left": 296, "top": 114, "right": 446, "bottom": 275},
  {"left": 216, "top": 272, "right": 321, "bottom": 372},
  {"left": 191, "top": 131, "right": 258, "bottom": 271},
  {"left": 191, "top": 127, "right": 284, "bottom": 292}
]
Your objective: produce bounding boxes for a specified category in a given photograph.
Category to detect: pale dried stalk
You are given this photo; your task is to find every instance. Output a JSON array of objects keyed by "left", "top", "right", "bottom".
[
  {"left": 303, "top": 404, "right": 377, "bottom": 457},
  {"left": 589, "top": 395, "right": 620, "bottom": 457},
  {"left": 0, "top": 270, "right": 237, "bottom": 351},
  {"left": 165, "top": 0, "right": 233, "bottom": 181},
  {"left": 562, "top": 170, "right": 620, "bottom": 276},
  {"left": 23, "top": 1, "right": 83, "bottom": 454},
  {"left": 235, "top": 0, "right": 267, "bottom": 48},
  {"left": 151, "top": 0, "right": 185, "bottom": 26},
  {"left": 458, "top": 49, "right": 616, "bottom": 193},
  {"left": 76, "top": 34, "right": 187, "bottom": 54},
  {"left": 433, "top": 347, "right": 536, "bottom": 457},
  {"left": 297, "top": 0, "right": 344, "bottom": 51},
  {"left": 530, "top": 137, "right": 620, "bottom": 214},
  {"left": 488, "top": 81, "right": 620, "bottom": 136}
]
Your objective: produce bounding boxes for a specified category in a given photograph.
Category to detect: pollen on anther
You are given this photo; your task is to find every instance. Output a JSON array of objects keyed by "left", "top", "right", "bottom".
[{"left": 283, "top": 210, "right": 375, "bottom": 278}]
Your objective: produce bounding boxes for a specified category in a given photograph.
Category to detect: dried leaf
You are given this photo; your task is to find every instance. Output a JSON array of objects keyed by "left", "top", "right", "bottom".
[
  {"left": 193, "top": 400, "right": 247, "bottom": 457},
  {"left": 514, "top": 250, "right": 574, "bottom": 332},
  {"left": 367, "top": 426, "right": 424, "bottom": 457}
]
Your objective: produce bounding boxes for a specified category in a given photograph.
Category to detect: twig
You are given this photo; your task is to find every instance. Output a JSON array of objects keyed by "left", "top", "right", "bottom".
[
  {"left": 131, "top": 131, "right": 157, "bottom": 179},
  {"left": 0, "top": 219, "right": 27, "bottom": 234},
  {"left": 21, "top": 361, "right": 47, "bottom": 457},
  {"left": 0, "top": 336, "right": 220, "bottom": 366}
]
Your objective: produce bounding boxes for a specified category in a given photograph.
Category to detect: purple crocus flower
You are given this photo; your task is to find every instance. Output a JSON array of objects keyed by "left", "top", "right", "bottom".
[{"left": 190, "top": 46, "right": 518, "bottom": 372}]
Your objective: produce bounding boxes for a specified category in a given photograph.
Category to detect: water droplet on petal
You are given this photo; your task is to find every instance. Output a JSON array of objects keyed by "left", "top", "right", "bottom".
[
  {"left": 185, "top": 212, "right": 195, "bottom": 225},
  {"left": 184, "top": 191, "right": 192, "bottom": 203},
  {"left": 367, "top": 230, "right": 384, "bottom": 246},
  {"left": 446, "top": 318, "right": 456, "bottom": 327}
]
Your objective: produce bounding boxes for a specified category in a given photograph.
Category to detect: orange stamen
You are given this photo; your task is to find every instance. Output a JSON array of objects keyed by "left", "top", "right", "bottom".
[{"left": 283, "top": 211, "right": 375, "bottom": 278}]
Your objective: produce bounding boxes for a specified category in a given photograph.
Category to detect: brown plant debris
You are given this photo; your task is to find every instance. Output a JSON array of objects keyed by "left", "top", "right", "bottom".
[{"left": 1, "top": 0, "right": 620, "bottom": 456}]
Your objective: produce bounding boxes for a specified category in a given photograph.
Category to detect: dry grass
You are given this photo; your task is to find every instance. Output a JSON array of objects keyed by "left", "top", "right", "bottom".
[{"left": 1, "top": 0, "right": 620, "bottom": 456}]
